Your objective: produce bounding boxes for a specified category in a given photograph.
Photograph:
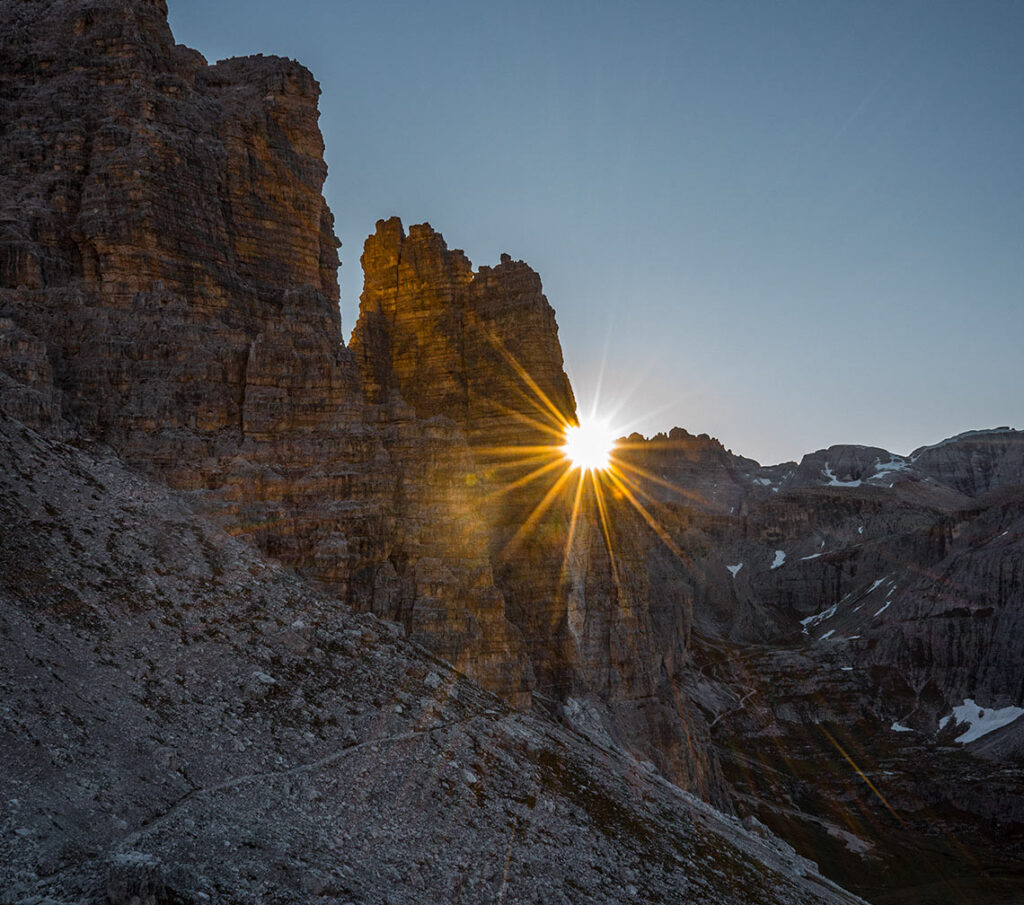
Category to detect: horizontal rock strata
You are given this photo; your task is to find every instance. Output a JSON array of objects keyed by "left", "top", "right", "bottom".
[{"left": 0, "top": 0, "right": 529, "bottom": 702}]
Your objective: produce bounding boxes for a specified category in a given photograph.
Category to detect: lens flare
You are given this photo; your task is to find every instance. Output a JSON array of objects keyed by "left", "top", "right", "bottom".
[
  {"left": 561, "top": 419, "right": 617, "bottom": 472},
  {"left": 476, "top": 326, "right": 697, "bottom": 574}
]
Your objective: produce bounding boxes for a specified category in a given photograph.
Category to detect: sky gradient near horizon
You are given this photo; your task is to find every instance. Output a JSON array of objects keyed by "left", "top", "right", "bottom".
[{"left": 168, "top": 0, "right": 1023, "bottom": 465}]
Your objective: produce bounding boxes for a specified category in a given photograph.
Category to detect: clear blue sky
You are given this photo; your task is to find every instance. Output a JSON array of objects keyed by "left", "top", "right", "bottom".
[{"left": 168, "top": 0, "right": 1023, "bottom": 465}]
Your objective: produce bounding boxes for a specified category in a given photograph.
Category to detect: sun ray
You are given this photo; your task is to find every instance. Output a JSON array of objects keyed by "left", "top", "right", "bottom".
[
  {"left": 479, "top": 456, "right": 569, "bottom": 503},
  {"left": 818, "top": 725, "right": 903, "bottom": 824},
  {"left": 508, "top": 380, "right": 574, "bottom": 432},
  {"left": 476, "top": 454, "right": 566, "bottom": 478},
  {"left": 560, "top": 469, "right": 588, "bottom": 581},
  {"left": 604, "top": 467, "right": 690, "bottom": 563},
  {"left": 499, "top": 464, "right": 576, "bottom": 560},
  {"left": 473, "top": 444, "right": 565, "bottom": 459},
  {"left": 610, "top": 456, "right": 716, "bottom": 508},
  {"left": 591, "top": 470, "right": 622, "bottom": 595},
  {"left": 470, "top": 393, "right": 571, "bottom": 442},
  {"left": 605, "top": 462, "right": 668, "bottom": 510},
  {"left": 482, "top": 330, "right": 573, "bottom": 431}
]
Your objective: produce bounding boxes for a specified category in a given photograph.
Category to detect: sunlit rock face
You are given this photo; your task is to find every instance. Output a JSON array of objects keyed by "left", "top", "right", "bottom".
[
  {"left": 0, "top": 0, "right": 355, "bottom": 498},
  {"left": 0, "top": 0, "right": 531, "bottom": 702},
  {"left": 0, "top": 0, "right": 723, "bottom": 787},
  {"left": 352, "top": 220, "right": 724, "bottom": 799},
  {"left": 352, "top": 217, "right": 576, "bottom": 450},
  {"left": 352, "top": 218, "right": 582, "bottom": 691}
]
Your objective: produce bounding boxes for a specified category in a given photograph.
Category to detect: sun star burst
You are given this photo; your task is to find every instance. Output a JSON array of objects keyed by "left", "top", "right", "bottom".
[{"left": 562, "top": 419, "right": 617, "bottom": 473}]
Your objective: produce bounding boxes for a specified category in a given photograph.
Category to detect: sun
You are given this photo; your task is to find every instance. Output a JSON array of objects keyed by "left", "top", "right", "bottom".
[{"left": 561, "top": 419, "right": 618, "bottom": 472}]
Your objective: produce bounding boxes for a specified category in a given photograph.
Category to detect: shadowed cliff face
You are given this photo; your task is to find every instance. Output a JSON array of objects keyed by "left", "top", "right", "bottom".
[
  {"left": 612, "top": 429, "right": 1024, "bottom": 903},
  {"left": 610, "top": 428, "right": 1024, "bottom": 734},
  {"left": 686, "top": 431, "right": 1024, "bottom": 726}
]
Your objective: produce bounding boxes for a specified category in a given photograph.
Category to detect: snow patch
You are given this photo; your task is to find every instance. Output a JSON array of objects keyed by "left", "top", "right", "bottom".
[
  {"left": 891, "top": 721, "right": 913, "bottom": 733},
  {"left": 941, "top": 699, "right": 1024, "bottom": 744},
  {"left": 726, "top": 563, "right": 743, "bottom": 578},
  {"left": 874, "top": 601, "right": 891, "bottom": 617},
  {"left": 822, "top": 462, "right": 862, "bottom": 487},
  {"left": 819, "top": 629, "right": 836, "bottom": 641},
  {"left": 801, "top": 604, "right": 837, "bottom": 634},
  {"left": 869, "top": 457, "right": 910, "bottom": 483},
  {"left": 770, "top": 550, "right": 786, "bottom": 570},
  {"left": 801, "top": 552, "right": 823, "bottom": 561}
]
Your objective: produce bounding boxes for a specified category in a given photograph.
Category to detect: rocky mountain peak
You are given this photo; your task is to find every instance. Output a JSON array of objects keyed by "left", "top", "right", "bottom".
[
  {"left": 352, "top": 216, "right": 576, "bottom": 449},
  {"left": 910, "top": 427, "right": 1024, "bottom": 496},
  {"left": 787, "top": 445, "right": 902, "bottom": 488},
  {"left": 1, "top": 0, "right": 338, "bottom": 309}
]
